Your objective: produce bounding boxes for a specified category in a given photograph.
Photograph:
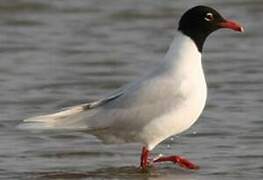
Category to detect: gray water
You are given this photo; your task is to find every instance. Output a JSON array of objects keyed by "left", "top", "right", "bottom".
[{"left": 0, "top": 0, "right": 262, "bottom": 179}]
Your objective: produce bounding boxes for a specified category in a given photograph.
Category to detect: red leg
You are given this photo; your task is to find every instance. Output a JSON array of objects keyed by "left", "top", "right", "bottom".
[
  {"left": 153, "top": 155, "right": 199, "bottom": 170},
  {"left": 140, "top": 146, "right": 150, "bottom": 169}
]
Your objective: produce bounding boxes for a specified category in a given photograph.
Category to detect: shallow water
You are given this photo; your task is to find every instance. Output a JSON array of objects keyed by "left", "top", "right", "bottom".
[{"left": 0, "top": 0, "right": 262, "bottom": 179}]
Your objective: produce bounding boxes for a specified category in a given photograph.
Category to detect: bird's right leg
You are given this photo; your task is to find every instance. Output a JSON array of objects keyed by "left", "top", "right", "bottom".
[{"left": 140, "top": 146, "right": 150, "bottom": 169}]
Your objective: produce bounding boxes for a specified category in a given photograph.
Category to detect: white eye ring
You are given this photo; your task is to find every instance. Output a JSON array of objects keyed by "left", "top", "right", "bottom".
[{"left": 205, "top": 12, "right": 214, "bottom": 21}]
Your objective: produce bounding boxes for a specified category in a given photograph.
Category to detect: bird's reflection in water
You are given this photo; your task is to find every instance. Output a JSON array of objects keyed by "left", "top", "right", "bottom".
[{"left": 34, "top": 166, "right": 200, "bottom": 180}]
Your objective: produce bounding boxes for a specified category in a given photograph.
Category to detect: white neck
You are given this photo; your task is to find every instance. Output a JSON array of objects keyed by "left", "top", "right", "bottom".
[{"left": 162, "top": 32, "right": 202, "bottom": 76}]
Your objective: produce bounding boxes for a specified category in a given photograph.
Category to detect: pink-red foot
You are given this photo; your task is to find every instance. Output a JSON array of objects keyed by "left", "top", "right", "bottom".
[
  {"left": 153, "top": 155, "right": 199, "bottom": 170},
  {"left": 140, "top": 146, "right": 199, "bottom": 170}
]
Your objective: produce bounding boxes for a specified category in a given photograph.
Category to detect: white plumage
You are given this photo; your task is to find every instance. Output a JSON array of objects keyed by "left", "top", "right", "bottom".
[{"left": 20, "top": 32, "right": 207, "bottom": 151}]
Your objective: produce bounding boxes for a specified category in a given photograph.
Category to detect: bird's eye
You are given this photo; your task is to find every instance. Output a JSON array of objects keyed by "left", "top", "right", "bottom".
[{"left": 204, "top": 13, "right": 214, "bottom": 21}]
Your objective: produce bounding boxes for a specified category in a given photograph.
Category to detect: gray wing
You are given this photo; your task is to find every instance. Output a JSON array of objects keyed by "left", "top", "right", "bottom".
[
  {"left": 80, "top": 77, "right": 141, "bottom": 110},
  {"left": 81, "top": 92, "right": 124, "bottom": 110}
]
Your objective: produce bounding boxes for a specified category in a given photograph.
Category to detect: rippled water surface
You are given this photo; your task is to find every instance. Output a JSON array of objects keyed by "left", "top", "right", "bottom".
[{"left": 0, "top": 0, "right": 262, "bottom": 179}]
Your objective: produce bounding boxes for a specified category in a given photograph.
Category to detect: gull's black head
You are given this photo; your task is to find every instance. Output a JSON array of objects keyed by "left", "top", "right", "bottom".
[{"left": 178, "top": 6, "right": 244, "bottom": 52}]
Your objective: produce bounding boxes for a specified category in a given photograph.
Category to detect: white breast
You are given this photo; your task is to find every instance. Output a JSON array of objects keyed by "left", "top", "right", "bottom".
[{"left": 138, "top": 32, "right": 207, "bottom": 150}]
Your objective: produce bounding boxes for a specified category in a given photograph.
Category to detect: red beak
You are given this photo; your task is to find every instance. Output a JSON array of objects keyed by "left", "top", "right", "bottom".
[{"left": 218, "top": 20, "right": 244, "bottom": 32}]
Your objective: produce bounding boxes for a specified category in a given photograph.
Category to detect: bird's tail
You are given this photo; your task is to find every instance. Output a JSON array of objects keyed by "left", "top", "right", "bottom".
[{"left": 18, "top": 105, "right": 87, "bottom": 130}]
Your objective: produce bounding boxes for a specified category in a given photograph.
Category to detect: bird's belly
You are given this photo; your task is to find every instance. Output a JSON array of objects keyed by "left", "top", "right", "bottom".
[{"left": 139, "top": 80, "right": 207, "bottom": 150}]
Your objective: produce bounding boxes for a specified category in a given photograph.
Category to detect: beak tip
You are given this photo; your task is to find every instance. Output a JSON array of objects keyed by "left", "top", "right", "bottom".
[
  {"left": 239, "top": 26, "right": 245, "bottom": 32},
  {"left": 219, "top": 20, "right": 244, "bottom": 33}
]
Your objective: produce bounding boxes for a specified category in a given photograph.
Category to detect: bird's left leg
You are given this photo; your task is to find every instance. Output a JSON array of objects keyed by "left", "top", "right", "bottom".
[{"left": 153, "top": 155, "right": 199, "bottom": 170}]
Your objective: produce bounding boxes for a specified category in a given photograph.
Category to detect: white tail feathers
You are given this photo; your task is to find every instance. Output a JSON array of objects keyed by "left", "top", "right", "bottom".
[
  {"left": 18, "top": 93, "right": 123, "bottom": 130},
  {"left": 19, "top": 105, "right": 86, "bottom": 130}
]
